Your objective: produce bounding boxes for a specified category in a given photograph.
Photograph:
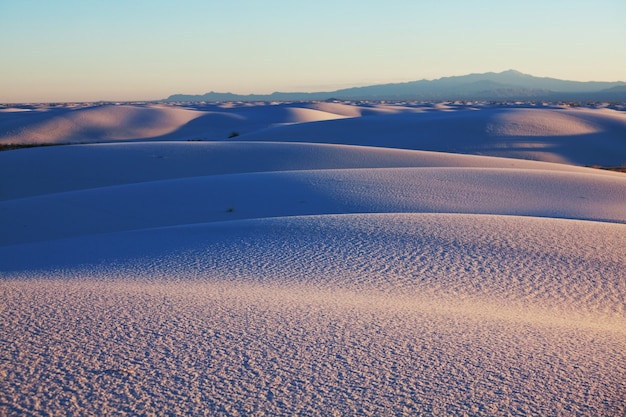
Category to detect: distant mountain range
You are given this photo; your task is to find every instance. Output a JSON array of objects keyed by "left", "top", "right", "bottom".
[{"left": 165, "top": 70, "right": 626, "bottom": 102}]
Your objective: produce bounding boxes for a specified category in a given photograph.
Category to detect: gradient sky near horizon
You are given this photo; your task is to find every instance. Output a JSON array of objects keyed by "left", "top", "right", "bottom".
[{"left": 1, "top": 0, "right": 625, "bottom": 103}]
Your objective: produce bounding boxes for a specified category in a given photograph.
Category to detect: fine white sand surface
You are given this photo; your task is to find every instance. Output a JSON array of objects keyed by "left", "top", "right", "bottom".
[
  {"left": 2, "top": 101, "right": 626, "bottom": 166},
  {"left": 1, "top": 102, "right": 625, "bottom": 416},
  {"left": 238, "top": 105, "right": 626, "bottom": 166}
]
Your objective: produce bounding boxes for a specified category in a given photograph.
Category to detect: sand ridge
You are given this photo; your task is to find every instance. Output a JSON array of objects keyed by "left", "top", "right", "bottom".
[
  {"left": 2, "top": 140, "right": 623, "bottom": 201},
  {"left": 2, "top": 101, "right": 626, "bottom": 166},
  {"left": 1, "top": 102, "right": 626, "bottom": 415},
  {"left": 2, "top": 165, "right": 626, "bottom": 246}
]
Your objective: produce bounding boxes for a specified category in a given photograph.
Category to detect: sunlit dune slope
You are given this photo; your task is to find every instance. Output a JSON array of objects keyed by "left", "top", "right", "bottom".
[
  {"left": 238, "top": 106, "right": 626, "bottom": 166},
  {"left": 0, "top": 103, "right": 348, "bottom": 145},
  {"left": 2, "top": 214, "right": 625, "bottom": 415},
  {"left": 1, "top": 103, "right": 626, "bottom": 416},
  {"left": 2, "top": 141, "right": 622, "bottom": 200},
  {"left": 2, "top": 162, "right": 625, "bottom": 246},
  {"left": 2, "top": 102, "right": 625, "bottom": 166},
  {"left": 0, "top": 104, "right": 205, "bottom": 144},
  {"left": 3, "top": 213, "right": 625, "bottom": 320}
]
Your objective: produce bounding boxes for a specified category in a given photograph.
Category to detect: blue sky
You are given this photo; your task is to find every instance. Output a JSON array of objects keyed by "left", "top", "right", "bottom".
[{"left": 1, "top": 0, "right": 625, "bottom": 102}]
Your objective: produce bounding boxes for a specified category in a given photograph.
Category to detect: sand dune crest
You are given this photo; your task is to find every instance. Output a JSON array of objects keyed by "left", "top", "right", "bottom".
[{"left": 1, "top": 102, "right": 625, "bottom": 415}]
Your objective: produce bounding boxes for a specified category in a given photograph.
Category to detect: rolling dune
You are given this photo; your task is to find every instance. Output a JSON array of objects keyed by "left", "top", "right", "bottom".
[
  {"left": 238, "top": 105, "right": 626, "bottom": 166},
  {"left": 2, "top": 102, "right": 626, "bottom": 166},
  {"left": 1, "top": 103, "right": 625, "bottom": 415},
  {"left": 0, "top": 103, "right": 349, "bottom": 145},
  {"left": 4, "top": 141, "right": 621, "bottom": 201},
  {"left": 2, "top": 165, "right": 626, "bottom": 246},
  {"left": 2, "top": 214, "right": 625, "bottom": 415}
]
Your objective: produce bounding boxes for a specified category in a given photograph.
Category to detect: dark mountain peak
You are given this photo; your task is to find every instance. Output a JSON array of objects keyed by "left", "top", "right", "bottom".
[{"left": 165, "top": 70, "right": 626, "bottom": 102}]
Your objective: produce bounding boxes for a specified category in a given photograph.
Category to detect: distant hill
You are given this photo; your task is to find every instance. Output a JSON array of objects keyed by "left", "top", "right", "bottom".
[{"left": 165, "top": 70, "right": 626, "bottom": 102}]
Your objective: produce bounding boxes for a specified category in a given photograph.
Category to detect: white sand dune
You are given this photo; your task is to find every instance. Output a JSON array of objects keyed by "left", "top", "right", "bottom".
[
  {"left": 0, "top": 104, "right": 205, "bottom": 144},
  {"left": 2, "top": 141, "right": 622, "bottom": 201},
  {"left": 0, "top": 102, "right": 349, "bottom": 145},
  {"left": 2, "top": 214, "right": 625, "bottom": 415},
  {"left": 1, "top": 103, "right": 626, "bottom": 416},
  {"left": 2, "top": 165, "right": 626, "bottom": 246},
  {"left": 2, "top": 102, "right": 625, "bottom": 166},
  {"left": 239, "top": 106, "right": 626, "bottom": 166}
]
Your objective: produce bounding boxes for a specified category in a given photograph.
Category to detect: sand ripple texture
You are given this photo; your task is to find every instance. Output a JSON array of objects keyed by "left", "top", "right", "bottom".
[
  {"left": 1, "top": 104, "right": 626, "bottom": 415},
  {"left": 2, "top": 214, "right": 625, "bottom": 416}
]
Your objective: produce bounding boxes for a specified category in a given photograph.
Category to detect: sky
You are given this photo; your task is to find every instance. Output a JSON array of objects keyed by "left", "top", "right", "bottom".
[{"left": 1, "top": 0, "right": 625, "bottom": 103}]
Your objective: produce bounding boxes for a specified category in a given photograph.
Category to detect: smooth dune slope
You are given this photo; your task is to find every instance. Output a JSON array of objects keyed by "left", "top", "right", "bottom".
[
  {"left": 2, "top": 166, "right": 626, "bottom": 246},
  {"left": 0, "top": 104, "right": 206, "bottom": 144},
  {"left": 2, "top": 102, "right": 626, "bottom": 166},
  {"left": 2, "top": 141, "right": 622, "bottom": 200},
  {"left": 1, "top": 103, "right": 626, "bottom": 416},
  {"left": 0, "top": 103, "right": 349, "bottom": 145},
  {"left": 238, "top": 106, "right": 626, "bottom": 166}
]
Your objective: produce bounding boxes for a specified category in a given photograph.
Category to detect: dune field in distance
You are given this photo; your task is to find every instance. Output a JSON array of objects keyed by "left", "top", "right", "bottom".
[{"left": 1, "top": 100, "right": 625, "bottom": 415}]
